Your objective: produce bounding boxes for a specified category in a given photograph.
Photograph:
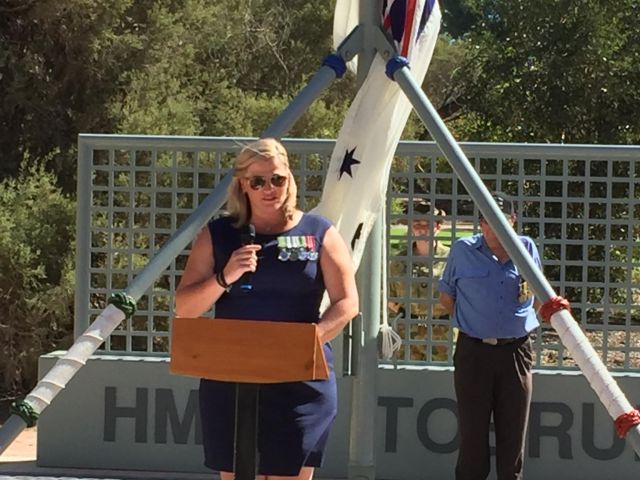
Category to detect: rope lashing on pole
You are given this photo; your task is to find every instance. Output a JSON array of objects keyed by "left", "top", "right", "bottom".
[
  {"left": 22, "top": 304, "right": 127, "bottom": 415},
  {"left": 9, "top": 401, "right": 39, "bottom": 428},
  {"left": 615, "top": 410, "right": 640, "bottom": 439},
  {"left": 108, "top": 292, "right": 137, "bottom": 318},
  {"left": 539, "top": 296, "right": 571, "bottom": 322},
  {"left": 538, "top": 295, "right": 640, "bottom": 439}
]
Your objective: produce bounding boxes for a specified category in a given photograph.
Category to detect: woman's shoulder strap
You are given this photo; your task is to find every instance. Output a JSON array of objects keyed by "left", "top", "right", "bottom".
[
  {"left": 207, "top": 215, "right": 236, "bottom": 237},
  {"left": 301, "top": 212, "right": 333, "bottom": 231}
]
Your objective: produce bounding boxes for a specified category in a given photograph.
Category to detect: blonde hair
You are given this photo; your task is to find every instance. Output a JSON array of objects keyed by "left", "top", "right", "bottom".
[{"left": 226, "top": 138, "right": 298, "bottom": 227}]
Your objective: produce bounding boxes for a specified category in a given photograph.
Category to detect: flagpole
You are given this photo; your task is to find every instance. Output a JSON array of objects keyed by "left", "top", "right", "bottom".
[
  {"left": 388, "top": 59, "right": 640, "bottom": 457},
  {"left": 346, "top": 2, "right": 383, "bottom": 480}
]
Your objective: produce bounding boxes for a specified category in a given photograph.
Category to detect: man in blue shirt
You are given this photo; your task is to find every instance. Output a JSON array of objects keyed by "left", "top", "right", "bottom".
[{"left": 439, "top": 192, "right": 541, "bottom": 480}]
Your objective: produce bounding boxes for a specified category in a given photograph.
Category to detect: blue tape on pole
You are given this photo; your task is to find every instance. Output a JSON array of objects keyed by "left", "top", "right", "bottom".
[
  {"left": 385, "top": 56, "right": 410, "bottom": 80},
  {"left": 322, "top": 54, "right": 347, "bottom": 79}
]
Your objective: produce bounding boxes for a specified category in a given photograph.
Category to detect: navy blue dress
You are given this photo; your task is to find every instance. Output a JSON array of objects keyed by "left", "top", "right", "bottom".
[{"left": 199, "top": 213, "right": 337, "bottom": 476}]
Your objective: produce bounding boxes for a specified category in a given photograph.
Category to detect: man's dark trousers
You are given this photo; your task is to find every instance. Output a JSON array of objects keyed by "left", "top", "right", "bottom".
[{"left": 453, "top": 332, "right": 533, "bottom": 480}]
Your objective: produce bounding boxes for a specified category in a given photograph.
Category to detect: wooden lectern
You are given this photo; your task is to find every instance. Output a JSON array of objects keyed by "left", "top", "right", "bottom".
[{"left": 170, "top": 317, "right": 329, "bottom": 479}]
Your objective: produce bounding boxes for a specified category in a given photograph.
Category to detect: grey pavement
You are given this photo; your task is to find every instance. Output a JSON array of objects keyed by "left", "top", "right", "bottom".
[
  {"left": 0, "top": 469, "right": 340, "bottom": 480},
  {"left": 0, "top": 464, "right": 341, "bottom": 480},
  {"left": 0, "top": 463, "right": 216, "bottom": 480}
]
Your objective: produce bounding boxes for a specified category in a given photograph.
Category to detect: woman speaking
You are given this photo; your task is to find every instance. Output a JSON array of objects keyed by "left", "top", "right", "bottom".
[{"left": 175, "top": 138, "right": 358, "bottom": 480}]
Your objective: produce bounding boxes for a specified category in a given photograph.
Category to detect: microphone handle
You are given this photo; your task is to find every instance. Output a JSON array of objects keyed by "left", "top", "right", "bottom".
[{"left": 239, "top": 224, "right": 256, "bottom": 293}]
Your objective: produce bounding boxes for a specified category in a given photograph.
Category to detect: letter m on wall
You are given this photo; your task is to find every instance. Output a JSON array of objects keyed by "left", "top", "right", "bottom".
[
  {"left": 103, "top": 387, "right": 201, "bottom": 445},
  {"left": 155, "top": 388, "right": 202, "bottom": 445}
]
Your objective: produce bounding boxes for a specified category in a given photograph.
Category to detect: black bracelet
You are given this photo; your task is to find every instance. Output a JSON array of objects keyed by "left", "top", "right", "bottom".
[{"left": 216, "top": 270, "right": 232, "bottom": 292}]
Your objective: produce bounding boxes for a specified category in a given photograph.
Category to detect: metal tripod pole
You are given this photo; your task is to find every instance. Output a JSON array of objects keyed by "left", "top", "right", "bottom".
[{"left": 389, "top": 58, "right": 640, "bottom": 457}]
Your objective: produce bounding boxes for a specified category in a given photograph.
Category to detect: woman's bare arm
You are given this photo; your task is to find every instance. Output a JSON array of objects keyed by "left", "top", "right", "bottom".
[
  {"left": 175, "top": 228, "right": 223, "bottom": 317},
  {"left": 317, "top": 226, "right": 359, "bottom": 343}
]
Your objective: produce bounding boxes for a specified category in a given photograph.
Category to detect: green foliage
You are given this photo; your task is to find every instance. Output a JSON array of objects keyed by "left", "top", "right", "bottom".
[
  {"left": 197, "top": 88, "right": 350, "bottom": 139},
  {"left": 4, "top": 0, "right": 639, "bottom": 186},
  {"left": 452, "top": 0, "right": 640, "bottom": 143},
  {"left": 405, "top": 35, "right": 470, "bottom": 139},
  {"left": 0, "top": 159, "right": 75, "bottom": 393},
  {"left": 0, "top": 0, "right": 146, "bottom": 188},
  {"left": 0, "top": 0, "right": 341, "bottom": 190},
  {"left": 441, "top": 0, "right": 480, "bottom": 39},
  {"left": 107, "top": 0, "right": 341, "bottom": 138}
]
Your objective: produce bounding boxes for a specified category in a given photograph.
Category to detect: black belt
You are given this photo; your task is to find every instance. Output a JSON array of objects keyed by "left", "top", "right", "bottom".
[{"left": 459, "top": 331, "right": 528, "bottom": 346}]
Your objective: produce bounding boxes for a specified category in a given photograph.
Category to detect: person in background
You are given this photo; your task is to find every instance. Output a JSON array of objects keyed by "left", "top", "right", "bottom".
[
  {"left": 388, "top": 198, "right": 451, "bottom": 361},
  {"left": 439, "top": 192, "right": 541, "bottom": 480},
  {"left": 175, "top": 138, "right": 358, "bottom": 480}
]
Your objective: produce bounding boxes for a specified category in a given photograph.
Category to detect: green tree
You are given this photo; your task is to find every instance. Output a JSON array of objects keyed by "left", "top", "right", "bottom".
[
  {"left": 103, "top": 0, "right": 344, "bottom": 137},
  {"left": 441, "top": 0, "right": 480, "bottom": 39},
  {"left": 450, "top": 0, "right": 640, "bottom": 143},
  {"left": 0, "top": 0, "right": 347, "bottom": 190},
  {"left": 0, "top": 0, "right": 153, "bottom": 188},
  {"left": 405, "top": 34, "right": 470, "bottom": 140},
  {"left": 0, "top": 159, "right": 76, "bottom": 393}
]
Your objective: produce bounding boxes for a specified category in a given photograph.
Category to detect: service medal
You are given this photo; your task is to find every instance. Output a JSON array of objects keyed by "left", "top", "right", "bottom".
[
  {"left": 286, "top": 236, "right": 298, "bottom": 261},
  {"left": 306, "top": 235, "right": 319, "bottom": 261},
  {"left": 277, "top": 236, "right": 290, "bottom": 261},
  {"left": 292, "top": 236, "right": 307, "bottom": 260},
  {"left": 278, "top": 249, "right": 290, "bottom": 261}
]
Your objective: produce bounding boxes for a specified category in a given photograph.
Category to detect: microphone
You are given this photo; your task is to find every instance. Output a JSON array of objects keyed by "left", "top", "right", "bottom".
[{"left": 239, "top": 224, "right": 256, "bottom": 293}]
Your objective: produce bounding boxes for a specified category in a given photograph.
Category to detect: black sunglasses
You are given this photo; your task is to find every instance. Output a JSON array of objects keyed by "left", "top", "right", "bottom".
[{"left": 247, "top": 174, "right": 288, "bottom": 190}]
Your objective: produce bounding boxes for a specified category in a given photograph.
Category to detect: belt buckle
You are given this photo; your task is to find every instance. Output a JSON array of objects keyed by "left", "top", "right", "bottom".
[{"left": 482, "top": 338, "right": 498, "bottom": 346}]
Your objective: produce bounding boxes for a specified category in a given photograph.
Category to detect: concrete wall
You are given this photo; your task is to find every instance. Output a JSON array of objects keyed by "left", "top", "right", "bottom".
[{"left": 38, "top": 353, "right": 640, "bottom": 479}]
